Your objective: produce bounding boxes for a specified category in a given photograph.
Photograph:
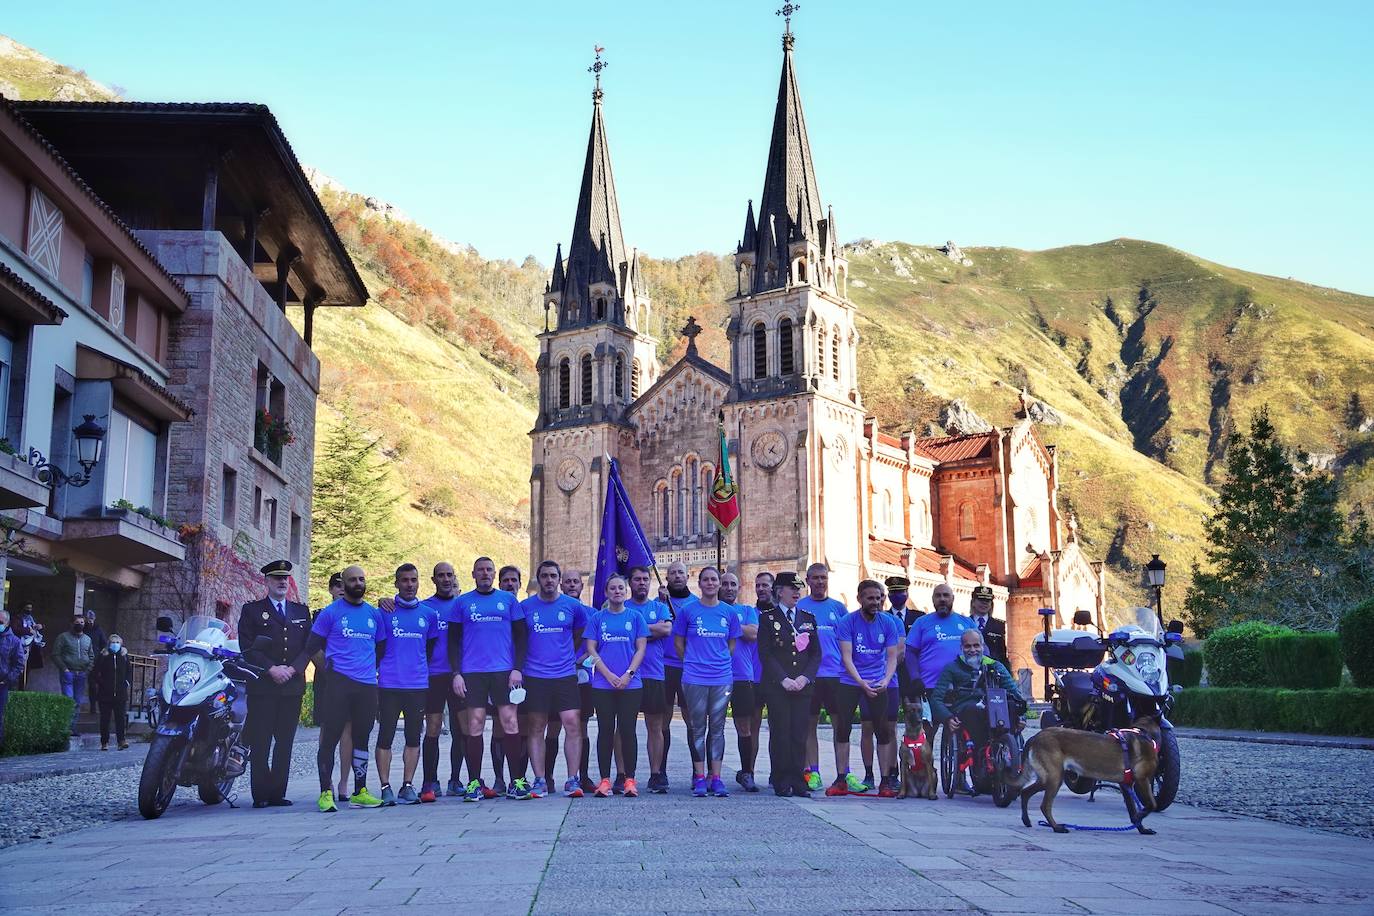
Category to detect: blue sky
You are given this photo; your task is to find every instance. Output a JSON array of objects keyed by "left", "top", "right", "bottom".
[{"left": 7, "top": 1, "right": 1373, "bottom": 293}]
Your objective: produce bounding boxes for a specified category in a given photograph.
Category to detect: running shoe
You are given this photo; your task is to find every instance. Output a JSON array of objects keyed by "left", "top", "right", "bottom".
[
  {"left": 692, "top": 776, "right": 709, "bottom": 797},
  {"left": 741, "top": 772, "right": 759, "bottom": 793},
  {"left": 529, "top": 776, "right": 547, "bottom": 798},
  {"left": 845, "top": 772, "right": 870, "bottom": 794},
  {"left": 318, "top": 790, "right": 337, "bottom": 813},
  {"left": 710, "top": 776, "right": 729, "bottom": 798},
  {"left": 463, "top": 779, "right": 485, "bottom": 802},
  {"left": 419, "top": 783, "right": 437, "bottom": 803},
  {"left": 735, "top": 769, "right": 746, "bottom": 786},
  {"left": 379, "top": 786, "right": 397, "bottom": 806},
  {"left": 397, "top": 784, "right": 420, "bottom": 805},
  {"left": 594, "top": 778, "right": 613, "bottom": 798},
  {"left": 508, "top": 778, "right": 531, "bottom": 800},
  {"left": 563, "top": 777, "right": 584, "bottom": 798},
  {"left": 491, "top": 776, "right": 506, "bottom": 797},
  {"left": 804, "top": 768, "right": 823, "bottom": 792},
  {"left": 481, "top": 781, "right": 499, "bottom": 800},
  {"left": 648, "top": 773, "right": 668, "bottom": 794},
  {"left": 349, "top": 787, "right": 385, "bottom": 808},
  {"left": 623, "top": 778, "right": 638, "bottom": 798},
  {"left": 825, "top": 777, "right": 849, "bottom": 797},
  {"left": 862, "top": 773, "right": 876, "bottom": 792},
  {"left": 877, "top": 778, "right": 898, "bottom": 799},
  {"left": 445, "top": 778, "right": 464, "bottom": 797},
  {"left": 580, "top": 774, "right": 596, "bottom": 794}
]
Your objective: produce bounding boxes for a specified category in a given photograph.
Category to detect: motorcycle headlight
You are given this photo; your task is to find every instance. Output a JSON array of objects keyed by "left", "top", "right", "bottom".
[{"left": 173, "top": 661, "right": 203, "bottom": 695}]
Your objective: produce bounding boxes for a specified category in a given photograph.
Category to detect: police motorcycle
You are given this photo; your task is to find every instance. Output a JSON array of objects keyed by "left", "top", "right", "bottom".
[
  {"left": 1033, "top": 606, "right": 1185, "bottom": 810},
  {"left": 138, "top": 615, "right": 266, "bottom": 819}
]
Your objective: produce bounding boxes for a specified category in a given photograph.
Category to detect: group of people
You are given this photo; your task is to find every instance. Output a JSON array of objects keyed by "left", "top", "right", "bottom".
[{"left": 234, "top": 555, "right": 1024, "bottom": 813}]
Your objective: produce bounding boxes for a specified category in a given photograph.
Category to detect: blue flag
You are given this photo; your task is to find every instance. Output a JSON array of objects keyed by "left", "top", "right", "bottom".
[{"left": 592, "top": 458, "right": 656, "bottom": 610}]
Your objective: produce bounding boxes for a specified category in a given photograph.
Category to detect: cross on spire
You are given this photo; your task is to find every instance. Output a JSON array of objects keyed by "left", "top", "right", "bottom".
[
  {"left": 588, "top": 45, "right": 608, "bottom": 100},
  {"left": 682, "top": 315, "right": 702, "bottom": 355},
  {"left": 776, "top": 2, "right": 801, "bottom": 48}
]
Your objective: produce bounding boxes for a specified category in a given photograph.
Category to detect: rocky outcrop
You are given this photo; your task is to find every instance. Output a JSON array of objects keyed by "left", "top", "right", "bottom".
[{"left": 939, "top": 399, "right": 993, "bottom": 435}]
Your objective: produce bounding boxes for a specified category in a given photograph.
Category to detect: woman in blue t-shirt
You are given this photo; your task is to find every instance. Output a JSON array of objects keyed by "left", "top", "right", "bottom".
[
  {"left": 584, "top": 575, "right": 648, "bottom": 798},
  {"left": 671, "top": 566, "right": 742, "bottom": 798}
]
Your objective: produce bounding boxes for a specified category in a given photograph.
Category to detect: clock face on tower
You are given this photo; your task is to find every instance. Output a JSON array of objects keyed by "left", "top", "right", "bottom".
[
  {"left": 556, "top": 457, "right": 586, "bottom": 493},
  {"left": 752, "top": 430, "right": 788, "bottom": 470}
]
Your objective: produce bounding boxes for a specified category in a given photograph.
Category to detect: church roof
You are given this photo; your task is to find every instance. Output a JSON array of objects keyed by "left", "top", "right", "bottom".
[
  {"left": 629, "top": 349, "right": 731, "bottom": 415},
  {"left": 739, "top": 28, "right": 823, "bottom": 293},
  {"left": 552, "top": 80, "right": 641, "bottom": 324},
  {"left": 915, "top": 431, "right": 996, "bottom": 464},
  {"left": 868, "top": 536, "right": 981, "bottom": 583}
]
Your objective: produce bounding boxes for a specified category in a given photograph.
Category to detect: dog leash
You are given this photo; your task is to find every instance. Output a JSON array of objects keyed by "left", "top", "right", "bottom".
[{"left": 1036, "top": 820, "right": 1139, "bottom": 833}]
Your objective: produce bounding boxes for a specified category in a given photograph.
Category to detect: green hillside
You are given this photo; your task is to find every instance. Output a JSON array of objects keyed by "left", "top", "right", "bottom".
[{"left": 8, "top": 36, "right": 1373, "bottom": 615}]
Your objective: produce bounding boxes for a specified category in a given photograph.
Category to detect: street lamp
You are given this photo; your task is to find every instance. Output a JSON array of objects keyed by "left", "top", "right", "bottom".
[
  {"left": 28, "top": 414, "right": 108, "bottom": 488},
  {"left": 1145, "top": 553, "right": 1167, "bottom": 628}
]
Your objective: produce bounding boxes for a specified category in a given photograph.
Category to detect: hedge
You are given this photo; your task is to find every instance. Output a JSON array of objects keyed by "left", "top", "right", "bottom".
[
  {"left": 2, "top": 691, "right": 75, "bottom": 756},
  {"left": 1172, "top": 687, "right": 1374, "bottom": 737},
  {"left": 1340, "top": 599, "right": 1374, "bottom": 688},
  {"left": 1204, "top": 621, "right": 1291, "bottom": 687},
  {"left": 1258, "top": 632, "right": 1344, "bottom": 689},
  {"left": 1167, "top": 648, "right": 1204, "bottom": 689}
]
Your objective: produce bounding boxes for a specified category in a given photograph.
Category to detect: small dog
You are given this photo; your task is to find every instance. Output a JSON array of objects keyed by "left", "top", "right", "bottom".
[
  {"left": 897, "top": 702, "right": 937, "bottom": 800},
  {"left": 1019, "top": 725, "right": 1159, "bottom": 834}
]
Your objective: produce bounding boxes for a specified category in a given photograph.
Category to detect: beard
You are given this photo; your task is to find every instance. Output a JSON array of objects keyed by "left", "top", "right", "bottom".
[{"left": 344, "top": 583, "right": 366, "bottom": 601}]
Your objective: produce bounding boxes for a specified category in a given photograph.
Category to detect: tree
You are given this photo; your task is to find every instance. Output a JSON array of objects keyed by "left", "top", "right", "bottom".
[
  {"left": 1185, "top": 407, "right": 1374, "bottom": 635},
  {"left": 310, "top": 402, "right": 404, "bottom": 605}
]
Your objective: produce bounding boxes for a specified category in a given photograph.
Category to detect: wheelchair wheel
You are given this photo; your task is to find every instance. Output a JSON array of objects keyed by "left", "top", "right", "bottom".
[
  {"left": 938, "top": 724, "right": 961, "bottom": 798},
  {"left": 989, "top": 736, "right": 1019, "bottom": 808}
]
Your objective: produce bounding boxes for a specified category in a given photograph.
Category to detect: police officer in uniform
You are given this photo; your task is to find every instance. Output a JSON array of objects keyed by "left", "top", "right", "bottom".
[
  {"left": 968, "top": 584, "right": 1008, "bottom": 670},
  {"left": 758, "top": 572, "right": 820, "bottom": 798},
  {"left": 239, "top": 560, "right": 312, "bottom": 807}
]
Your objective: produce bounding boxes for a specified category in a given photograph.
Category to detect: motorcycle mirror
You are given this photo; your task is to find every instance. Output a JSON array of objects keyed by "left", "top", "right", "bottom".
[
  {"left": 156, "top": 616, "right": 175, "bottom": 634},
  {"left": 1071, "top": 610, "right": 1094, "bottom": 627},
  {"left": 1037, "top": 607, "right": 1056, "bottom": 616},
  {"left": 1171, "top": 684, "right": 1183, "bottom": 695},
  {"left": 1166, "top": 619, "right": 1185, "bottom": 635},
  {"left": 1166, "top": 645, "right": 1186, "bottom": 661}
]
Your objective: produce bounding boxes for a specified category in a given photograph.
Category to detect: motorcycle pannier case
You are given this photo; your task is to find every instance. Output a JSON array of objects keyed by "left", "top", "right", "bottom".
[{"left": 1032, "top": 630, "right": 1106, "bottom": 669}]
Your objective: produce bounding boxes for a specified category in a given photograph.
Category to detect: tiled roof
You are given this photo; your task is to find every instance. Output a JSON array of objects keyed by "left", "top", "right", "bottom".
[
  {"left": 875, "top": 431, "right": 903, "bottom": 449},
  {"left": 0, "top": 96, "right": 189, "bottom": 304},
  {"left": 914, "top": 431, "right": 995, "bottom": 464},
  {"left": 1018, "top": 555, "right": 1045, "bottom": 588},
  {"left": 0, "top": 261, "right": 68, "bottom": 324},
  {"left": 869, "top": 537, "right": 980, "bottom": 582}
]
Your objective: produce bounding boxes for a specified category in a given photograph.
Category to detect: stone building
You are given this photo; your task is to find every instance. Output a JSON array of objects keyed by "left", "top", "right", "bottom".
[
  {"left": 1, "top": 99, "right": 364, "bottom": 666},
  {"left": 529, "top": 26, "right": 1105, "bottom": 686}
]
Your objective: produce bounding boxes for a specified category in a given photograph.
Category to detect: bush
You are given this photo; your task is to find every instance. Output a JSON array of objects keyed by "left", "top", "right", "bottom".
[
  {"left": 300, "top": 682, "right": 316, "bottom": 728},
  {"left": 2, "top": 691, "right": 75, "bottom": 756},
  {"left": 1168, "top": 647, "right": 1205, "bottom": 688},
  {"left": 1258, "top": 632, "right": 1344, "bottom": 689},
  {"left": 1172, "top": 687, "right": 1374, "bottom": 737},
  {"left": 1339, "top": 599, "right": 1374, "bottom": 688},
  {"left": 1204, "top": 621, "right": 1291, "bottom": 687}
]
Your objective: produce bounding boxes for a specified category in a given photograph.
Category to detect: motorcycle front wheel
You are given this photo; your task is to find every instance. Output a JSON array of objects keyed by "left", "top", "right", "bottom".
[
  {"left": 198, "top": 770, "right": 235, "bottom": 805},
  {"left": 1151, "top": 727, "right": 1181, "bottom": 811},
  {"left": 138, "top": 734, "right": 183, "bottom": 819}
]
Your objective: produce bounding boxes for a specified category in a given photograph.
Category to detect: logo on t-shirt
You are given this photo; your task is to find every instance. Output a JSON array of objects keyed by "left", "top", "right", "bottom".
[
  {"left": 366, "top": 618, "right": 375, "bottom": 629},
  {"left": 557, "top": 611, "right": 567, "bottom": 622}
]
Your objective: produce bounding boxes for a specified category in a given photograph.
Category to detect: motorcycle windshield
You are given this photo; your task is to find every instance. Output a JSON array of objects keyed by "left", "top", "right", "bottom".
[
  {"left": 1131, "top": 606, "right": 1163, "bottom": 639},
  {"left": 175, "top": 616, "right": 227, "bottom": 650}
]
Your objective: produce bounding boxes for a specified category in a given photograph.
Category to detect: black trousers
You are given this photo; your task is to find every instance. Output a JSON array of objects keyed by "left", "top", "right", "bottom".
[
  {"left": 245, "top": 691, "right": 303, "bottom": 803},
  {"left": 765, "top": 682, "right": 812, "bottom": 794},
  {"left": 317, "top": 675, "right": 377, "bottom": 790},
  {"left": 591, "top": 687, "right": 642, "bottom": 779},
  {"left": 98, "top": 697, "right": 127, "bottom": 745}
]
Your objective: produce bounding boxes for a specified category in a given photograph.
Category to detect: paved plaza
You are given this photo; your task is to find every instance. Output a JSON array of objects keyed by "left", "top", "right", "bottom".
[{"left": 0, "top": 721, "right": 1370, "bottom": 915}]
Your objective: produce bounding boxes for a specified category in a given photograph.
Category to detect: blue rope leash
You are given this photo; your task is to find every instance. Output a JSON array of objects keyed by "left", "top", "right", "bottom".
[{"left": 1037, "top": 820, "right": 1138, "bottom": 832}]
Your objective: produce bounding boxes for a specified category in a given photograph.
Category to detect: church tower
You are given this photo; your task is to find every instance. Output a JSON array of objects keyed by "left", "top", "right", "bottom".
[
  {"left": 530, "top": 50, "right": 660, "bottom": 575},
  {"left": 724, "top": 9, "right": 866, "bottom": 601}
]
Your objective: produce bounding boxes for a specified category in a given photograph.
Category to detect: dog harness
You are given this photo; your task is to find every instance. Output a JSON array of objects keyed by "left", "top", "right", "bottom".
[
  {"left": 901, "top": 728, "right": 928, "bottom": 757},
  {"left": 1105, "top": 727, "right": 1156, "bottom": 786}
]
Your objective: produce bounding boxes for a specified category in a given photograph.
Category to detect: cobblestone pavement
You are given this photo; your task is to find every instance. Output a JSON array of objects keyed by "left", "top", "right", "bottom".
[{"left": 1, "top": 721, "right": 1369, "bottom": 915}]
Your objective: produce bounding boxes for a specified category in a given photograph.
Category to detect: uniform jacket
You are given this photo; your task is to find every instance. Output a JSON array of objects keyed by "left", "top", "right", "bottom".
[
  {"left": 53, "top": 631, "right": 94, "bottom": 673},
  {"left": 971, "top": 615, "right": 1009, "bottom": 669},
  {"left": 0, "top": 629, "right": 25, "bottom": 686},
  {"left": 758, "top": 604, "right": 821, "bottom": 685},
  {"left": 91, "top": 648, "right": 131, "bottom": 702},
  {"left": 238, "top": 597, "right": 312, "bottom": 696},
  {"left": 930, "top": 654, "right": 1024, "bottom": 723}
]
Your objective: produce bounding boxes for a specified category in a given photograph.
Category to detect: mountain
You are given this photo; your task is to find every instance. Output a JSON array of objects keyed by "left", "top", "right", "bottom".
[
  {"left": 0, "top": 36, "right": 119, "bottom": 101},
  {"left": 7, "top": 36, "right": 1373, "bottom": 614}
]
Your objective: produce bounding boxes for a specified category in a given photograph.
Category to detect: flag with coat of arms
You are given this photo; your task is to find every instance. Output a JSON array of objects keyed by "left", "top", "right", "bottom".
[
  {"left": 706, "top": 413, "right": 740, "bottom": 533},
  {"left": 592, "top": 457, "right": 656, "bottom": 609}
]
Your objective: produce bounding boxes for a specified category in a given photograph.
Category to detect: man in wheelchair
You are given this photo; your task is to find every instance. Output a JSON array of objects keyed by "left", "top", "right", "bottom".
[{"left": 931, "top": 630, "right": 1027, "bottom": 794}]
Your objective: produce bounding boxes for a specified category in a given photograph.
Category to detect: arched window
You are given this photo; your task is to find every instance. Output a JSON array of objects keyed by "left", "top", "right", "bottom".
[
  {"left": 595, "top": 297, "right": 607, "bottom": 321},
  {"left": 558, "top": 358, "right": 571, "bottom": 409},
  {"left": 797, "top": 259, "right": 807, "bottom": 283},
  {"left": 688, "top": 457, "right": 699, "bottom": 535},
  {"left": 831, "top": 330, "right": 840, "bottom": 382},
  {"left": 675, "top": 471, "right": 686, "bottom": 539},
  {"left": 919, "top": 499, "right": 930, "bottom": 541},
  {"left": 752, "top": 322, "right": 767, "bottom": 379},
  {"left": 580, "top": 354, "right": 593, "bottom": 405},
  {"left": 614, "top": 353, "right": 625, "bottom": 399},
  {"left": 631, "top": 359, "right": 642, "bottom": 398},
  {"left": 883, "top": 490, "right": 894, "bottom": 530},
  {"left": 815, "top": 324, "right": 826, "bottom": 378},
  {"left": 959, "top": 501, "right": 976, "bottom": 540},
  {"left": 779, "top": 318, "right": 795, "bottom": 375},
  {"left": 659, "top": 486, "right": 671, "bottom": 541}
]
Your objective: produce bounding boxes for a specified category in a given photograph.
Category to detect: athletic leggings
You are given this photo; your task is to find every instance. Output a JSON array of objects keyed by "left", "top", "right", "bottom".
[
  {"left": 590, "top": 687, "right": 642, "bottom": 779},
  {"left": 683, "top": 682, "right": 730, "bottom": 764},
  {"left": 318, "top": 674, "right": 377, "bottom": 789},
  {"left": 376, "top": 688, "right": 425, "bottom": 749}
]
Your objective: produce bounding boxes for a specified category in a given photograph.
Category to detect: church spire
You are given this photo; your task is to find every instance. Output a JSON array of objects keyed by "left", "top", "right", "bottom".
[
  {"left": 550, "top": 45, "right": 642, "bottom": 328},
  {"left": 743, "top": 4, "right": 824, "bottom": 294}
]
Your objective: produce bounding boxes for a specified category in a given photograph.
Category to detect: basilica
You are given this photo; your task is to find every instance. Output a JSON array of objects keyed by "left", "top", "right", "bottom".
[{"left": 527, "top": 24, "right": 1105, "bottom": 683}]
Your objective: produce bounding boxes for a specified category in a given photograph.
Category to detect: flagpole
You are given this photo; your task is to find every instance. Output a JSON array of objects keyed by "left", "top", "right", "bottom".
[{"left": 603, "top": 453, "right": 679, "bottom": 621}]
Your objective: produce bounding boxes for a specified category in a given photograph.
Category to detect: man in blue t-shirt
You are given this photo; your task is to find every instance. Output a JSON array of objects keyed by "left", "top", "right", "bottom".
[
  {"left": 722, "top": 572, "right": 761, "bottom": 793},
  {"left": 660, "top": 560, "right": 696, "bottom": 783},
  {"left": 672, "top": 567, "right": 742, "bottom": 797},
  {"left": 832, "top": 580, "right": 905, "bottom": 797},
  {"left": 905, "top": 583, "right": 974, "bottom": 698},
  {"left": 306, "top": 565, "right": 387, "bottom": 812},
  {"left": 519, "top": 560, "right": 588, "bottom": 799},
  {"left": 796, "top": 562, "right": 848, "bottom": 793},
  {"left": 375, "top": 563, "right": 439, "bottom": 805},
  {"left": 626, "top": 565, "right": 674, "bottom": 794},
  {"left": 446, "top": 556, "right": 529, "bottom": 801}
]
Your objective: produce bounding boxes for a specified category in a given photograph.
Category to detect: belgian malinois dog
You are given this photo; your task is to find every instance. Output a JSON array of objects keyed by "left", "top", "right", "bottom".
[
  {"left": 897, "top": 702, "right": 937, "bottom": 800},
  {"left": 1019, "top": 725, "right": 1159, "bottom": 834}
]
